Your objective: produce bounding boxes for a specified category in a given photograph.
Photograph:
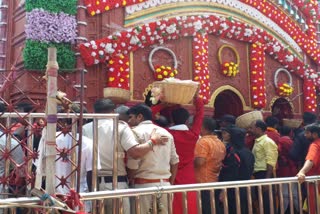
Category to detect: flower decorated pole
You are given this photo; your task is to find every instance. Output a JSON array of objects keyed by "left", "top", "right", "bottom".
[
  {"left": 45, "top": 47, "right": 59, "bottom": 194},
  {"left": 303, "top": 78, "right": 317, "bottom": 113},
  {"left": 193, "top": 32, "right": 209, "bottom": 103},
  {"left": 250, "top": 42, "right": 266, "bottom": 109}
]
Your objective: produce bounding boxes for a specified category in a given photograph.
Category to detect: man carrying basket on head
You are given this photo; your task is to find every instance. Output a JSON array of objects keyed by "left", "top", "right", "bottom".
[{"left": 151, "top": 94, "right": 204, "bottom": 214}]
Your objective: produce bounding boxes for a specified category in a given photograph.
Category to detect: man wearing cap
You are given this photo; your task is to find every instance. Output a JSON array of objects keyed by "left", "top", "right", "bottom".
[{"left": 219, "top": 114, "right": 236, "bottom": 129}]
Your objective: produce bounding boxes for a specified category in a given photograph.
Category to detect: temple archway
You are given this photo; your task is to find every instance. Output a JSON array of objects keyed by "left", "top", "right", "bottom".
[
  {"left": 213, "top": 89, "right": 244, "bottom": 119},
  {"left": 270, "top": 97, "right": 294, "bottom": 121}
]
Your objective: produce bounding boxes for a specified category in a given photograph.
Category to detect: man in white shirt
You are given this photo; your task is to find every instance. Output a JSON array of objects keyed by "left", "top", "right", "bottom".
[
  {"left": 82, "top": 99, "right": 169, "bottom": 214},
  {"left": 127, "top": 103, "right": 179, "bottom": 214},
  {"left": 37, "top": 104, "right": 100, "bottom": 212},
  {"left": 0, "top": 102, "right": 25, "bottom": 214}
]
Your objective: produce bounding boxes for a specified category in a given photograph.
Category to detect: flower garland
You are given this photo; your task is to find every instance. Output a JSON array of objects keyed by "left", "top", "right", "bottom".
[
  {"left": 23, "top": 40, "right": 76, "bottom": 70},
  {"left": 274, "top": 68, "right": 294, "bottom": 97},
  {"left": 83, "top": 0, "right": 320, "bottom": 66},
  {"left": 107, "top": 54, "right": 130, "bottom": 90},
  {"left": 23, "top": 1, "right": 76, "bottom": 71},
  {"left": 240, "top": 0, "right": 320, "bottom": 64},
  {"left": 218, "top": 45, "right": 240, "bottom": 77},
  {"left": 84, "top": 0, "right": 148, "bottom": 16},
  {"left": 221, "top": 62, "right": 239, "bottom": 77},
  {"left": 153, "top": 65, "right": 178, "bottom": 80},
  {"left": 79, "top": 15, "right": 318, "bottom": 109},
  {"left": 25, "top": 9, "right": 77, "bottom": 43},
  {"left": 148, "top": 46, "right": 179, "bottom": 81},
  {"left": 303, "top": 79, "right": 317, "bottom": 112},
  {"left": 276, "top": 83, "right": 294, "bottom": 97},
  {"left": 250, "top": 43, "right": 266, "bottom": 109},
  {"left": 192, "top": 32, "right": 209, "bottom": 102}
]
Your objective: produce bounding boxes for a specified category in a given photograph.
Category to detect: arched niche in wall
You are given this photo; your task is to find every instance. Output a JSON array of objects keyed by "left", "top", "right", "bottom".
[{"left": 208, "top": 85, "right": 250, "bottom": 118}]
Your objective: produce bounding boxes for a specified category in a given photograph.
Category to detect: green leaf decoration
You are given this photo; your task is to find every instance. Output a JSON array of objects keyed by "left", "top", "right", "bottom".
[
  {"left": 23, "top": 40, "right": 76, "bottom": 72},
  {"left": 25, "top": 0, "right": 77, "bottom": 15}
]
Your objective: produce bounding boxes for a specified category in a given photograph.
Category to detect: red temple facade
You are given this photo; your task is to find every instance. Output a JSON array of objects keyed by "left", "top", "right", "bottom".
[{"left": 0, "top": 0, "right": 320, "bottom": 119}]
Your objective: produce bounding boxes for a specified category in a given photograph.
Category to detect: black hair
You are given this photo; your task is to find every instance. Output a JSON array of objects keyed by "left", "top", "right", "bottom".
[
  {"left": 0, "top": 101, "right": 6, "bottom": 113},
  {"left": 202, "top": 117, "right": 217, "bottom": 133},
  {"left": 255, "top": 120, "right": 267, "bottom": 132},
  {"left": 171, "top": 107, "right": 190, "bottom": 125},
  {"left": 303, "top": 112, "right": 317, "bottom": 125},
  {"left": 305, "top": 123, "right": 320, "bottom": 136},
  {"left": 220, "top": 114, "right": 236, "bottom": 125},
  {"left": 127, "top": 104, "right": 153, "bottom": 121},
  {"left": 16, "top": 102, "right": 33, "bottom": 112},
  {"left": 154, "top": 115, "right": 169, "bottom": 128},
  {"left": 279, "top": 126, "right": 291, "bottom": 136},
  {"left": 265, "top": 116, "right": 279, "bottom": 127},
  {"left": 229, "top": 127, "right": 246, "bottom": 149},
  {"left": 93, "top": 99, "right": 115, "bottom": 113}
]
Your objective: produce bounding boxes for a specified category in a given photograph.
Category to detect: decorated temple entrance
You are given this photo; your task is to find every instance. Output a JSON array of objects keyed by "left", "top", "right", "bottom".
[
  {"left": 213, "top": 89, "right": 244, "bottom": 118},
  {"left": 271, "top": 97, "right": 294, "bottom": 121}
]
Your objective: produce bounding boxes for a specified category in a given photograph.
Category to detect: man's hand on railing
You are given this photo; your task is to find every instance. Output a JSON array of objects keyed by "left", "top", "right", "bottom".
[{"left": 296, "top": 171, "right": 306, "bottom": 183}]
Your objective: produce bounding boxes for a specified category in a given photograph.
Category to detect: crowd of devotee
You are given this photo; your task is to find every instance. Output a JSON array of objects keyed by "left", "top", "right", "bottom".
[{"left": 1, "top": 96, "right": 320, "bottom": 214}]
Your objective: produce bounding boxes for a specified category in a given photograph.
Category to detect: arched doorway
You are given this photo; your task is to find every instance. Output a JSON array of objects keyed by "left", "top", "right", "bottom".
[
  {"left": 271, "top": 97, "right": 293, "bottom": 121},
  {"left": 214, "top": 90, "right": 244, "bottom": 118}
]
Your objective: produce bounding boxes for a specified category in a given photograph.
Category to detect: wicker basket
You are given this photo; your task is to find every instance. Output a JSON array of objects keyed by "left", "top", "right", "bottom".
[
  {"left": 153, "top": 80, "right": 199, "bottom": 104},
  {"left": 235, "top": 111, "right": 263, "bottom": 129},
  {"left": 103, "top": 87, "right": 130, "bottom": 104},
  {"left": 282, "top": 119, "right": 302, "bottom": 128}
]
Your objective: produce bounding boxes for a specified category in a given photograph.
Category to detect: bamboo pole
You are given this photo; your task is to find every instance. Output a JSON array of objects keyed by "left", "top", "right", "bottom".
[{"left": 44, "top": 47, "right": 59, "bottom": 194}]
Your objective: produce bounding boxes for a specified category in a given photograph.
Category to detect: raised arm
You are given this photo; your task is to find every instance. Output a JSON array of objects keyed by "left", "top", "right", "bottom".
[{"left": 190, "top": 97, "right": 204, "bottom": 135}]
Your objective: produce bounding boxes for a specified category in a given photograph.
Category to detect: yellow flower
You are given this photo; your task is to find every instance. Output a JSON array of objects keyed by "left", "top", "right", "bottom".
[{"left": 163, "top": 71, "right": 168, "bottom": 76}]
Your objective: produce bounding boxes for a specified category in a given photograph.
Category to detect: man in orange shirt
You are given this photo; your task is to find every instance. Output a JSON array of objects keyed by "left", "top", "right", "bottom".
[
  {"left": 297, "top": 123, "right": 320, "bottom": 214},
  {"left": 194, "top": 117, "right": 226, "bottom": 214}
]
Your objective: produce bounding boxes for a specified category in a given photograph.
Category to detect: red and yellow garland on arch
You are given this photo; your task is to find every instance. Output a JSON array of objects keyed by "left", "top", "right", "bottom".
[
  {"left": 193, "top": 32, "right": 209, "bottom": 102},
  {"left": 84, "top": 0, "right": 148, "bottom": 16},
  {"left": 79, "top": 15, "right": 319, "bottom": 110},
  {"left": 250, "top": 42, "right": 266, "bottom": 109},
  {"left": 303, "top": 79, "right": 317, "bottom": 112},
  {"left": 218, "top": 45, "right": 240, "bottom": 77}
]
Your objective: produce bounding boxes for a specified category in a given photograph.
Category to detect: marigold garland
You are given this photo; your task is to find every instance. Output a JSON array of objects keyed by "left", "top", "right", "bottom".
[
  {"left": 80, "top": 15, "right": 318, "bottom": 109},
  {"left": 303, "top": 79, "right": 317, "bottom": 112},
  {"left": 250, "top": 42, "right": 267, "bottom": 109},
  {"left": 277, "top": 83, "right": 294, "bottom": 97},
  {"left": 221, "top": 62, "right": 239, "bottom": 77},
  {"left": 153, "top": 65, "right": 178, "bottom": 80},
  {"left": 84, "top": 0, "right": 148, "bottom": 16},
  {"left": 192, "top": 32, "right": 209, "bottom": 102},
  {"left": 240, "top": 0, "right": 320, "bottom": 64},
  {"left": 107, "top": 54, "right": 130, "bottom": 90}
]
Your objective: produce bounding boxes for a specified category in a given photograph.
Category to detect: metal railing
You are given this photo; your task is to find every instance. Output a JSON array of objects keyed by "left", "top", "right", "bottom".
[
  {"left": 0, "top": 176, "right": 320, "bottom": 214},
  {"left": 0, "top": 112, "right": 319, "bottom": 213}
]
